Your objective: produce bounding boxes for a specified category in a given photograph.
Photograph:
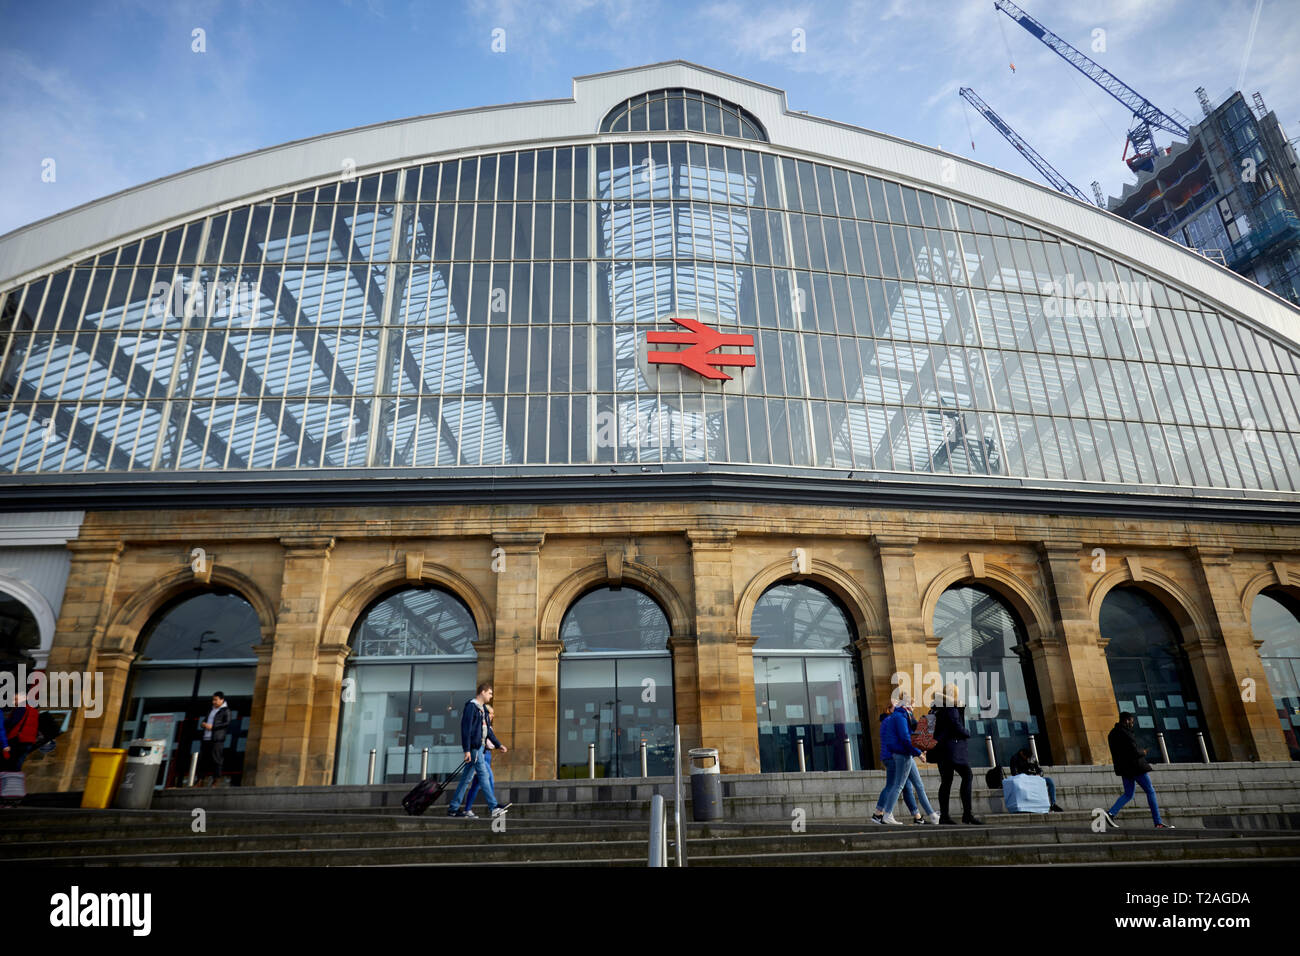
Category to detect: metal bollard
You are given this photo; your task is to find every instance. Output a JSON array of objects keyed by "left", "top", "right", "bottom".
[
  {"left": 188, "top": 751, "right": 199, "bottom": 787},
  {"left": 985, "top": 735, "right": 997, "bottom": 768},
  {"left": 588, "top": 743, "right": 596, "bottom": 779},
  {"left": 420, "top": 748, "right": 429, "bottom": 779},
  {"left": 1028, "top": 734, "right": 1039, "bottom": 763},
  {"left": 1156, "top": 732, "right": 1171, "bottom": 764},
  {"left": 1196, "top": 732, "right": 1210, "bottom": 764},
  {"left": 640, "top": 740, "right": 648, "bottom": 778},
  {"left": 648, "top": 793, "right": 666, "bottom": 867},
  {"left": 843, "top": 738, "right": 854, "bottom": 771},
  {"left": 367, "top": 749, "right": 377, "bottom": 785},
  {"left": 796, "top": 738, "right": 807, "bottom": 772}
]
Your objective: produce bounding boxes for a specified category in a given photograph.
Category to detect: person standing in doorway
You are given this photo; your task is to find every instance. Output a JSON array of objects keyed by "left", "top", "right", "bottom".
[
  {"left": 447, "top": 683, "right": 509, "bottom": 819},
  {"left": 1103, "top": 712, "right": 1173, "bottom": 829},
  {"left": 933, "top": 683, "right": 982, "bottom": 825},
  {"left": 196, "top": 692, "right": 230, "bottom": 787}
]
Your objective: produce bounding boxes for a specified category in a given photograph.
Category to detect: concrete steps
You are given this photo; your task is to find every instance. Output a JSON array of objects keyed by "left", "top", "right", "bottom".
[
  {"left": 5, "top": 761, "right": 1296, "bottom": 866},
  {"left": 4, "top": 805, "right": 1299, "bottom": 866}
]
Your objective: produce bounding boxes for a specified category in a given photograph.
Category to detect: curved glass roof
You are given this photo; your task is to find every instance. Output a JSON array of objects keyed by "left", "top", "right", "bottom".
[
  {"left": 600, "top": 89, "right": 767, "bottom": 141},
  {"left": 1, "top": 137, "right": 1298, "bottom": 492}
]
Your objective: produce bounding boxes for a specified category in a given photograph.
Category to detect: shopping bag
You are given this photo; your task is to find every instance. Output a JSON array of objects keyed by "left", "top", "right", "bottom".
[{"left": 1002, "top": 773, "right": 1049, "bottom": 813}]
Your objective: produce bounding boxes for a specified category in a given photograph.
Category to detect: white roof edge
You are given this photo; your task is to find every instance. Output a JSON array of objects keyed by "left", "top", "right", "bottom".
[{"left": 1, "top": 60, "right": 1297, "bottom": 348}]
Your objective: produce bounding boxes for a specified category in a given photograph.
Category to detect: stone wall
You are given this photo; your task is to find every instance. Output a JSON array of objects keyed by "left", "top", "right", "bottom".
[{"left": 25, "top": 501, "right": 1300, "bottom": 791}]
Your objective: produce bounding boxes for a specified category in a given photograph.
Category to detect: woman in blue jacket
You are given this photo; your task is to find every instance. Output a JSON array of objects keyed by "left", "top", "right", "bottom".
[
  {"left": 933, "top": 683, "right": 982, "bottom": 825},
  {"left": 872, "top": 695, "right": 940, "bottom": 825}
]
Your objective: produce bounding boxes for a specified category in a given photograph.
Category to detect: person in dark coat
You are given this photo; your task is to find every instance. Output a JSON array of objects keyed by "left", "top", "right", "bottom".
[
  {"left": 1102, "top": 713, "right": 1172, "bottom": 828},
  {"left": 195, "top": 691, "right": 230, "bottom": 787},
  {"left": 932, "top": 683, "right": 982, "bottom": 825}
]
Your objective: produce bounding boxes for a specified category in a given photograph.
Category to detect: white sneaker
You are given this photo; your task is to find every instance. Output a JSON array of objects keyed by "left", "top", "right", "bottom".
[
  {"left": 491, "top": 804, "right": 511, "bottom": 818},
  {"left": 880, "top": 812, "right": 904, "bottom": 825},
  {"left": 928, "top": 812, "right": 941, "bottom": 825}
]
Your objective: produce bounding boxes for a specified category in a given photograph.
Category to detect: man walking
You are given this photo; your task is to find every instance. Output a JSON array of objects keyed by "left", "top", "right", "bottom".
[
  {"left": 1103, "top": 712, "right": 1173, "bottom": 829},
  {"left": 447, "top": 683, "right": 509, "bottom": 819},
  {"left": 196, "top": 692, "right": 230, "bottom": 787},
  {"left": 464, "top": 703, "right": 500, "bottom": 812}
]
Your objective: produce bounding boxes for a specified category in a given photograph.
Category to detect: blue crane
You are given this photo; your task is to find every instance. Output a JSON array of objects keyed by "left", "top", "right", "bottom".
[
  {"left": 959, "top": 87, "right": 1093, "bottom": 204},
  {"left": 994, "top": 0, "right": 1190, "bottom": 171}
]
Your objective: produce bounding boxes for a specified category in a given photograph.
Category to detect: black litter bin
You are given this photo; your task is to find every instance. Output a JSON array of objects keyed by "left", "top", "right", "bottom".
[
  {"left": 689, "top": 747, "right": 722, "bottom": 821},
  {"left": 113, "top": 739, "right": 167, "bottom": 809}
]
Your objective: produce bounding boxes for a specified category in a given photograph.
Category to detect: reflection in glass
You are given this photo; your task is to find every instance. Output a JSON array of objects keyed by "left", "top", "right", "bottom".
[
  {"left": 1253, "top": 590, "right": 1300, "bottom": 761},
  {"left": 557, "top": 586, "right": 673, "bottom": 777},
  {"left": 1100, "top": 587, "right": 1210, "bottom": 764},
  {"left": 933, "top": 585, "right": 1050, "bottom": 765},
  {"left": 335, "top": 586, "right": 479, "bottom": 784},
  {"left": 752, "top": 582, "right": 866, "bottom": 771},
  {"left": 2, "top": 130, "right": 1297, "bottom": 493}
]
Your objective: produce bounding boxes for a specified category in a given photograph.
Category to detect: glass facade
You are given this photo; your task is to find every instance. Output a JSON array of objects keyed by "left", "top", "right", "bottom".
[
  {"left": 933, "top": 584, "right": 1050, "bottom": 766},
  {"left": 3, "top": 130, "right": 1299, "bottom": 491},
  {"left": 117, "top": 590, "right": 259, "bottom": 787},
  {"left": 1100, "top": 587, "right": 1210, "bottom": 764},
  {"left": 1253, "top": 589, "right": 1300, "bottom": 761},
  {"left": 751, "top": 582, "right": 866, "bottom": 771},
  {"left": 335, "top": 587, "right": 478, "bottom": 784},
  {"left": 557, "top": 587, "right": 675, "bottom": 777},
  {"left": 600, "top": 89, "right": 767, "bottom": 141}
]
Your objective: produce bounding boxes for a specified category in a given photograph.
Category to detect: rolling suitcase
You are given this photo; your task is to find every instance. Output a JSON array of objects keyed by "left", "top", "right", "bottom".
[
  {"left": 0, "top": 771, "right": 26, "bottom": 803},
  {"left": 401, "top": 760, "right": 468, "bottom": 816}
]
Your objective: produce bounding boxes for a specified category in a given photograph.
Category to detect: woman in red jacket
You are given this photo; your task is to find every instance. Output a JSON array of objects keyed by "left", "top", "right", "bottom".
[{"left": 2, "top": 695, "right": 40, "bottom": 771}]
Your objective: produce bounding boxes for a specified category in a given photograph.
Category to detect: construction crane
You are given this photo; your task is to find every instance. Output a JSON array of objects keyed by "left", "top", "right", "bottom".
[
  {"left": 993, "top": 0, "right": 1190, "bottom": 172},
  {"left": 959, "top": 87, "right": 1092, "bottom": 203}
]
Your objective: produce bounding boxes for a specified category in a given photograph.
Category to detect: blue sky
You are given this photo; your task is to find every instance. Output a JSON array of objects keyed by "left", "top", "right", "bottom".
[{"left": 1, "top": 0, "right": 1297, "bottom": 236}]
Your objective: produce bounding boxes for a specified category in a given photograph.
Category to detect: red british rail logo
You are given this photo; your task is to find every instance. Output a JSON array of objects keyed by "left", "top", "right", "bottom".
[{"left": 646, "top": 317, "right": 756, "bottom": 381}]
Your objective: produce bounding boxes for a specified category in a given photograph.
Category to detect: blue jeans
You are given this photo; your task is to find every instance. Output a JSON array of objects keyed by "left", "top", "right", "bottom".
[
  {"left": 465, "top": 749, "right": 494, "bottom": 808},
  {"left": 876, "top": 753, "right": 922, "bottom": 815},
  {"left": 1108, "top": 773, "right": 1161, "bottom": 824},
  {"left": 448, "top": 749, "right": 498, "bottom": 813},
  {"left": 900, "top": 757, "right": 935, "bottom": 816}
]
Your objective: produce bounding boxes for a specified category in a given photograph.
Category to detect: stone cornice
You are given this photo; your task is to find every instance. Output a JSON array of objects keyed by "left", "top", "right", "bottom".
[
  {"left": 1191, "top": 545, "right": 1233, "bottom": 566},
  {"left": 872, "top": 533, "right": 918, "bottom": 557},
  {"left": 687, "top": 529, "right": 737, "bottom": 549},
  {"left": 280, "top": 535, "right": 335, "bottom": 557},
  {"left": 491, "top": 532, "right": 546, "bottom": 552},
  {"left": 67, "top": 540, "right": 124, "bottom": 559},
  {"left": 1036, "top": 540, "right": 1083, "bottom": 558}
]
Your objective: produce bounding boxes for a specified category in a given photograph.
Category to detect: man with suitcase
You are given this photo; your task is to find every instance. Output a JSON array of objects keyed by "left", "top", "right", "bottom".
[{"left": 447, "top": 683, "right": 509, "bottom": 819}]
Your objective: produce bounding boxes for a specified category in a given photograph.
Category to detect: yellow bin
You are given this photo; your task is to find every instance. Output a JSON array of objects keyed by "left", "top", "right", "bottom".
[{"left": 81, "top": 748, "right": 128, "bottom": 809}]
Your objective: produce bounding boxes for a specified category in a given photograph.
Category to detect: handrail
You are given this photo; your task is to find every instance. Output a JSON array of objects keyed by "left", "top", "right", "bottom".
[{"left": 673, "top": 724, "right": 685, "bottom": 867}]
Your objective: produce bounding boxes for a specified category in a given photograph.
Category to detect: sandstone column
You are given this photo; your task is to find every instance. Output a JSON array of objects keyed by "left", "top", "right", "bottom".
[
  {"left": 30, "top": 540, "right": 125, "bottom": 792},
  {"left": 1036, "top": 541, "right": 1113, "bottom": 764},
  {"left": 687, "top": 529, "right": 757, "bottom": 773},
  {"left": 257, "top": 535, "right": 334, "bottom": 786},
  {"left": 490, "top": 532, "right": 544, "bottom": 780},
  {"left": 1187, "top": 546, "right": 1289, "bottom": 760}
]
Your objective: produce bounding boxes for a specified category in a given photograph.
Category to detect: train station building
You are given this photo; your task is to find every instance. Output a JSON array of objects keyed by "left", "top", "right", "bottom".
[{"left": 1, "top": 62, "right": 1297, "bottom": 792}]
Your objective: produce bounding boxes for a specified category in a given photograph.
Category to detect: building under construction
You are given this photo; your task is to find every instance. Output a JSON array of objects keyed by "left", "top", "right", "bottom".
[{"left": 1108, "top": 89, "right": 1300, "bottom": 307}]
